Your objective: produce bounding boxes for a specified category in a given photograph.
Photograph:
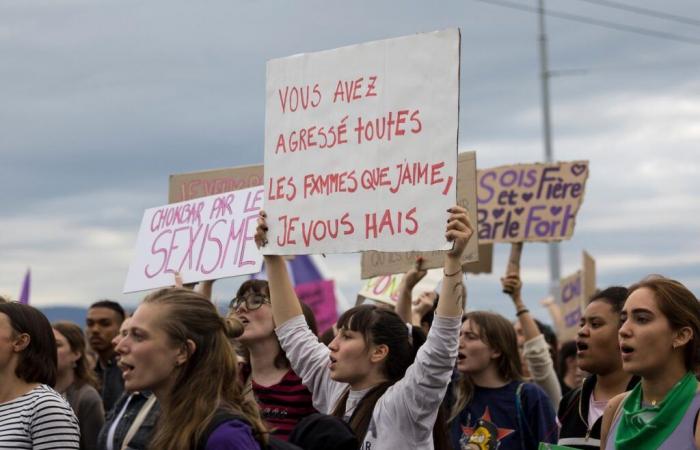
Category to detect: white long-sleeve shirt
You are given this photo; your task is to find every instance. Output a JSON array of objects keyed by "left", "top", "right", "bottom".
[
  {"left": 523, "top": 333, "right": 562, "bottom": 409},
  {"left": 276, "top": 314, "right": 460, "bottom": 450}
]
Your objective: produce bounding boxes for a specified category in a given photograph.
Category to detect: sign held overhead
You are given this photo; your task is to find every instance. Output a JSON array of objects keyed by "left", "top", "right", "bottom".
[{"left": 264, "top": 29, "right": 460, "bottom": 255}]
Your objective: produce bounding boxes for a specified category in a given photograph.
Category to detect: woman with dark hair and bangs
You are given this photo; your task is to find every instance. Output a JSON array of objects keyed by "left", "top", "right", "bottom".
[
  {"left": 255, "top": 205, "right": 474, "bottom": 449},
  {"left": 228, "top": 278, "right": 319, "bottom": 441},
  {"left": 0, "top": 300, "right": 81, "bottom": 449},
  {"left": 449, "top": 311, "right": 557, "bottom": 450},
  {"left": 601, "top": 276, "right": 700, "bottom": 450}
]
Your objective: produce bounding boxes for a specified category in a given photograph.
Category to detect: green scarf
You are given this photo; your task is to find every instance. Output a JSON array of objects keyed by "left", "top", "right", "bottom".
[{"left": 615, "top": 371, "right": 698, "bottom": 449}]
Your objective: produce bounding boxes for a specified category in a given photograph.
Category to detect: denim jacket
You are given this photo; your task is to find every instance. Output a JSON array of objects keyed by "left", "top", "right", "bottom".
[{"left": 97, "top": 391, "right": 160, "bottom": 450}]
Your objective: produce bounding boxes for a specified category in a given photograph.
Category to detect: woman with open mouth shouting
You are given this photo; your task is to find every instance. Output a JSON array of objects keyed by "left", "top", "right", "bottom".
[
  {"left": 601, "top": 276, "right": 700, "bottom": 450},
  {"left": 115, "top": 288, "right": 268, "bottom": 450},
  {"left": 228, "top": 279, "right": 319, "bottom": 441},
  {"left": 255, "top": 205, "right": 473, "bottom": 450}
]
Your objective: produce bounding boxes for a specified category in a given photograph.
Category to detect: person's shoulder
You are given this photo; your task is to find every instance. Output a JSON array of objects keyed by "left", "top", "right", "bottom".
[
  {"left": 206, "top": 419, "right": 260, "bottom": 450},
  {"left": 76, "top": 383, "right": 101, "bottom": 399},
  {"left": 519, "top": 381, "right": 555, "bottom": 404},
  {"left": 30, "top": 384, "right": 70, "bottom": 405}
]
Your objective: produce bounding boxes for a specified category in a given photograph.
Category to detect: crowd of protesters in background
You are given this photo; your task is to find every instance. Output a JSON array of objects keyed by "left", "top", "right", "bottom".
[{"left": 0, "top": 207, "right": 698, "bottom": 450}]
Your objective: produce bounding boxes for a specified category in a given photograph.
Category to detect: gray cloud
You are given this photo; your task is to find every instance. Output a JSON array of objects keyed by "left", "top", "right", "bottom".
[{"left": 1, "top": 0, "right": 698, "bottom": 310}]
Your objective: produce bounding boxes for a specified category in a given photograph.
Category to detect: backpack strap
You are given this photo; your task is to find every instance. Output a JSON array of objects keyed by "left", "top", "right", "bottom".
[
  {"left": 515, "top": 382, "right": 538, "bottom": 448},
  {"left": 121, "top": 395, "right": 157, "bottom": 450}
]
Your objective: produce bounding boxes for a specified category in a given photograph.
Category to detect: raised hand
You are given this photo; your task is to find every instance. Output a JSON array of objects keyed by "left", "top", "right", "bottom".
[
  {"left": 255, "top": 210, "right": 269, "bottom": 249},
  {"left": 445, "top": 205, "right": 474, "bottom": 259}
]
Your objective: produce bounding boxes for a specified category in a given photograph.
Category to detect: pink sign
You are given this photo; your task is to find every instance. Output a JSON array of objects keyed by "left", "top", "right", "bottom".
[{"left": 294, "top": 279, "right": 338, "bottom": 335}]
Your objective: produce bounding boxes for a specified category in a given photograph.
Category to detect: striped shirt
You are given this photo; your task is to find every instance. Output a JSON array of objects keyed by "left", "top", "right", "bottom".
[
  {"left": 251, "top": 369, "right": 317, "bottom": 441},
  {"left": 0, "top": 384, "right": 80, "bottom": 449}
]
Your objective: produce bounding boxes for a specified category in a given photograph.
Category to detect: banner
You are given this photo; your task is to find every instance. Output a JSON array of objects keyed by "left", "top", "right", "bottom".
[
  {"left": 295, "top": 279, "right": 338, "bottom": 335},
  {"left": 477, "top": 161, "right": 589, "bottom": 243},
  {"left": 264, "top": 29, "right": 460, "bottom": 255},
  {"left": 169, "top": 164, "right": 264, "bottom": 203},
  {"left": 124, "top": 186, "right": 264, "bottom": 293},
  {"left": 360, "top": 151, "right": 480, "bottom": 278},
  {"left": 557, "top": 251, "right": 596, "bottom": 341}
]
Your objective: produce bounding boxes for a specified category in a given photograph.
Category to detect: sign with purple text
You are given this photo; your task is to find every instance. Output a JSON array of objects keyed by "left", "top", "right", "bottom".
[
  {"left": 169, "top": 165, "right": 264, "bottom": 203},
  {"left": 264, "top": 29, "right": 460, "bottom": 255},
  {"left": 557, "top": 251, "right": 596, "bottom": 341},
  {"left": 360, "top": 151, "right": 480, "bottom": 278},
  {"left": 476, "top": 161, "right": 589, "bottom": 243},
  {"left": 295, "top": 279, "right": 338, "bottom": 335},
  {"left": 124, "top": 186, "right": 264, "bottom": 293}
]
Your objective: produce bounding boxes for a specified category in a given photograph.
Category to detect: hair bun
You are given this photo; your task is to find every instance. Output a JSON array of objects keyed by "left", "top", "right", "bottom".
[{"left": 224, "top": 316, "right": 245, "bottom": 339}]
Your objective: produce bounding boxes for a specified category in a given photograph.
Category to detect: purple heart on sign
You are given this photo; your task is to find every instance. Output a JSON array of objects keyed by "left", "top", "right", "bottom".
[
  {"left": 571, "top": 163, "right": 587, "bottom": 177},
  {"left": 521, "top": 192, "right": 533, "bottom": 202},
  {"left": 550, "top": 206, "right": 562, "bottom": 216},
  {"left": 514, "top": 207, "right": 524, "bottom": 216},
  {"left": 493, "top": 208, "right": 505, "bottom": 219}
]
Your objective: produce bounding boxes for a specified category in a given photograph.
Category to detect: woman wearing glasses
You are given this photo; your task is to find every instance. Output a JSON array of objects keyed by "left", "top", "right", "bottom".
[{"left": 229, "top": 280, "right": 318, "bottom": 441}]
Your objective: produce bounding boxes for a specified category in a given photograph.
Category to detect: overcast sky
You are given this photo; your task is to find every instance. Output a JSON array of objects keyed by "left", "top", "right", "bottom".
[{"left": 1, "top": 0, "right": 698, "bottom": 321}]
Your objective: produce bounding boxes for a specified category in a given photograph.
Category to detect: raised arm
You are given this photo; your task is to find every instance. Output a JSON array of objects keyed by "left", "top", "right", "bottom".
[
  {"left": 502, "top": 273, "right": 540, "bottom": 342},
  {"left": 436, "top": 205, "right": 474, "bottom": 318},
  {"left": 501, "top": 247, "right": 562, "bottom": 407},
  {"left": 396, "top": 257, "right": 427, "bottom": 325},
  {"left": 254, "top": 211, "right": 302, "bottom": 325}
]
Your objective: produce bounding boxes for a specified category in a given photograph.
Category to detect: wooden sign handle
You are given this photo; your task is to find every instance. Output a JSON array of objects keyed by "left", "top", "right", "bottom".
[{"left": 502, "top": 242, "right": 523, "bottom": 294}]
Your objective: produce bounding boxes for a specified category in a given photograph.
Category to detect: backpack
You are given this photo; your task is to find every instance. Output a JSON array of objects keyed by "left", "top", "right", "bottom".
[{"left": 197, "top": 410, "right": 302, "bottom": 450}]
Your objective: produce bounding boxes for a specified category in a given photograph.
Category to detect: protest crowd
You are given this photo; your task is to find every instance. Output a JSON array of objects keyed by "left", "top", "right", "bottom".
[
  {"left": 2, "top": 28, "right": 699, "bottom": 450},
  {"left": 0, "top": 204, "right": 698, "bottom": 450}
]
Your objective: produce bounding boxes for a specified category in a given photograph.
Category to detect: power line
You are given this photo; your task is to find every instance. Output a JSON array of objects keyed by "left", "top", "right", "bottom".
[
  {"left": 570, "top": 0, "right": 700, "bottom": 28},
  {"left": 473, "top": 0, "right": 700, "bottom": 46}
]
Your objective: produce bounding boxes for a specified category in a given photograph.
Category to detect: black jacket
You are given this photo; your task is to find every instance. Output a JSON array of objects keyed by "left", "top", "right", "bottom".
[{"left": 557, "top": 374, "right": 640, "bottom": 449}]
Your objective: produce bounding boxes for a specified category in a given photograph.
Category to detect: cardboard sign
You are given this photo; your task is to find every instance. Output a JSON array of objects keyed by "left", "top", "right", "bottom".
[
  {"left": 477, "top": 161, "right": 589, "bottom": 243},
  {"left": 359, "top": 151, "right": 480, "bottom": 278},
  {"left": 264, "top": 29, "right": 460, "bottom": 255},
  {"left": 557, "top": 251, "right": 596, "bottom": 341},
  {"left": 168, "top": 165, "right": 264, "bottom": 203},
  {"left": 357, "top": 274, "right": 402, "bottom": 307},
  {"left": 461, "top": 244, "right": 493, "bottom": 274},
  {"left": 124, "top": 186, "right": 265, "bottom": 293},
  {"left": 360, "top": 243, "right": 493, "bottom": 279},
  {"left": 295, "top": 279, "right": 338, "bottom": 335}
]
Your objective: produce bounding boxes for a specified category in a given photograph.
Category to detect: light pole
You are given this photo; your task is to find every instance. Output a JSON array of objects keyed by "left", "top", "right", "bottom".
[{"left": 537, "top": 0, "right": 562, "bottom": 301}]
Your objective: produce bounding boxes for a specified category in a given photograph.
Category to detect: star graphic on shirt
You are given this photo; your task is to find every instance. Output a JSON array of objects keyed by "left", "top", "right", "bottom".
[{"left": 461, "top": 407, "right": 515, "bottom": 449}]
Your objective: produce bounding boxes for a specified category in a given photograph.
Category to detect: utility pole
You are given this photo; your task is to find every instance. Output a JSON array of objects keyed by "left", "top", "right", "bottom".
[{"left": 537, "top": 0, "right": 562, "bottom": 301}]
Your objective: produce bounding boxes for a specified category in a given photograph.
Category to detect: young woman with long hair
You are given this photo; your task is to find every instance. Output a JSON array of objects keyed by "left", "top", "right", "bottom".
[
  {"left": 230, "top": 279, "right": 318, "bottom": 440},
  {"left": 53, "top": 321, "right": 105, "bottom": 450},
  {"left": 255, "top": 205, "right": 473, "bottom": 449},
  {"left": 601, "top": 276, "right": 700, "bottom": 449},
  {"left": 0, "top": 300, "right": 80, "bottom": 449},
  {"left": 449, "top": 311, "right": 557, "bottom": 450},
  {"left": 115, "top": 287, "right": 267, "bottom": 450}
]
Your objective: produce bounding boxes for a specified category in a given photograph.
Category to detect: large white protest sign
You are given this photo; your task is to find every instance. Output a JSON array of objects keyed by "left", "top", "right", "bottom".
[
  {"left": 124, "top": 186, "right": 264, "bottom": 293},
  {"left": 264, "top": 29, "right": 460, "bottom": 255}
]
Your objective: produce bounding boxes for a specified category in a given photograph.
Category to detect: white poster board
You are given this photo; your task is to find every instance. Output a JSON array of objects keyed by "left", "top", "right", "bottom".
[
  {"left": 124, "top": 186, "right": 264, "bottom": 292},
  {"left": 264, "top": 28, "right": 460, "bottom": 255}
]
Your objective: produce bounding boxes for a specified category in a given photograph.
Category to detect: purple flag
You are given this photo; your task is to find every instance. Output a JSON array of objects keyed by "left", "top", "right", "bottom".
[{"left": 19, "top": 269, "right": 30, "bottom": 305}]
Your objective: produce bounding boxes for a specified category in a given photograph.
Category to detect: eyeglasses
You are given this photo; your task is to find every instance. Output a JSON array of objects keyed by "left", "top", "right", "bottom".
[{"left": 229, "top": 294, "right": 271, "bottom": 311}]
